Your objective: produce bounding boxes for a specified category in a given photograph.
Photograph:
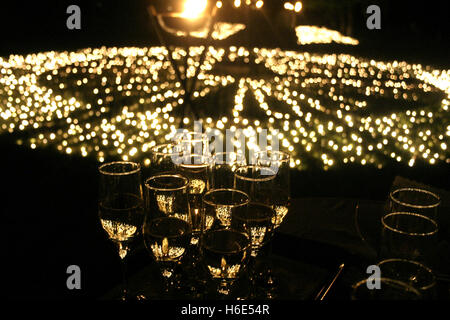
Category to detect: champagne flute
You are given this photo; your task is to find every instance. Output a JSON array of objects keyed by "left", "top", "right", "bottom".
[
  {"left": 201, "top": 228, "right": 251, "bottom": 298},
  {"left": 231, "top": 202, "right": 275, "bottom": 258},
  {"left": 234, "top": 164, "right": 279, "bottom": 298},
  {"left": 255, "top": 149, "right": 291, "bottom": 228},
  {"left": 143, "top": 173, "right": 192, "bottom": 296},
  {"left": 176, "top": 154, "right": 212, "bottom": 239},
  {"left": 143, "top": 216, "right": 192, "bottom": 296},
  {"left": 98, "top": 161, "right": 144, "bottom": 300},
  {"left": 231, "top": 202, "right": 276, "bottom": 298}
]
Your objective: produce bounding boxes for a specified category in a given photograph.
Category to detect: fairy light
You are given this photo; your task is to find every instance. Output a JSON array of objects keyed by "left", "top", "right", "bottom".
[{"left": 0, "top": 46, "right": 448, "bottom": 170}]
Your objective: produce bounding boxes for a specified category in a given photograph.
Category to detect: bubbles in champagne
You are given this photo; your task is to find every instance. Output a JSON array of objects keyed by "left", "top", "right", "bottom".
[
  {"left": 156, "top": 194, "right": 176, "bottom": 214},
  {"left": 189, "top": 179, "right": 206, "bottom": 194},
  {"left": 207, "top": 256, "right": 242, "bottom": 280},
  {"left": 273, "top": 205, "right": 289, "bottom": 227},
  {"left": 100, "top": 219, "right": 137, "bottom": 242},
  {"left": 150, "top": 240, "right": 186, "bottom": 261},
  {"left": 216, "top": 205, "right": 232, "bottom": 226}
]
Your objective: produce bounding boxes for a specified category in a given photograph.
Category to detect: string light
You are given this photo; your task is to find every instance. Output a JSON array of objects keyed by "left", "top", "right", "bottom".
[{"left": 0, "top": 45, "right": 448, "bottom": 170}]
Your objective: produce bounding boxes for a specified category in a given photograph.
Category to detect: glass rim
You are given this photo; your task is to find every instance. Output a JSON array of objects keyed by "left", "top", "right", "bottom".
[
  {"left": 176, "top": 131, "right": 209, "bottom": 142},
  {"left": 98, "top": 161, "right": 141, "bottom": 176},
  {"left": 234, "top": 164, "right": 277, "bottom": 182},
  {"left": 177, "top": 153, "right": 212, "bottom": 168},
  {"left": 381, "top": 211, "right": 438, "bottom": 237},
  {"left": 202, "top": 188, "right": 250, "bottom": 208},
  {"left": 145, "top": 173, "right": 189, "bottom": 191},
  {"left": 255, "top": 149, "right": 290, "bottom": 162},
  {"left": 390, "top": 187, "right": 441, "bottom": 209},
  {"left": 351, "top": 277, "right": 422, "bottom": 299},
  {"left": 150, "top": 143, "right": 183, "bottom": 156},
  {"left": 377, "top": 258, "right": 437, "bottom": 291}
]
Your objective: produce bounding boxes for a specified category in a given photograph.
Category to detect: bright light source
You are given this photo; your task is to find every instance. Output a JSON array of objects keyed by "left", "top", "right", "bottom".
[
  {"left": 181, "top": 0, "right": 208, "bottom": 19},
  {"left": 284, "top": 2, "right": 294, "bottom": 10},
  {"left": 216, "top": 0, "right": 222, "bottom": 8},
  {"left": 294, "top": 1, "right": 302, "bottom": 12},
  {"left": 256, "top": 0, "right": 264, "bottom": 9},
  {"left": 234, "top": 0, "right": 241, "bottom": 7}
]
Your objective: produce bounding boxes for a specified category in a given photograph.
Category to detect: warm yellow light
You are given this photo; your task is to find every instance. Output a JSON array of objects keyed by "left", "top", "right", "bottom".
[
  {"left": 216, "top": 0, "right": 223, "bottom": 8},
  {"left": 234, "top": 0, "right": 241, "bottom": 7},
  {"left": 181, "top": 0, "right": 208, "bottom": 19},
  {"left": 284, "top": 2, "right": 294, "bottom": 10},
  {"left": 256, "top": 0, "right": 264, "bottom": 9},
  {"left": 294, "top": 1, "right": 302, "bottom": 12}
]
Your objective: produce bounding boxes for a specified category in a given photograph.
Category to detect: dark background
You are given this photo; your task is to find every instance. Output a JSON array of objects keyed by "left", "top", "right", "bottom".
[
  {"left": 1, "top": 0, "right": 449, "bottom": 300},
  {"left": 1, "top": 0, "right": 449, "bottom": 66}
]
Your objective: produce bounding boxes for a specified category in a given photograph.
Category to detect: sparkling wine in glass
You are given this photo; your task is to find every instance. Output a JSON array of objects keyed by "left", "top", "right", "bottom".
[
  {"left": 98, "top": 161, "right": 144, "bottom": 300},
  {"left": 202, "top": 188, "right": 250, "bottom": 229},
  {"left": 176, "top": 154, "right": 212, "bottom": 237},
  {"left": 255, "top": 150, "right": 291, "bottom": 228},
  {"left": 232, "top": 202, "right": 275, "bottom": 257},
  {"left": 201, "top": 228, "right": 251, "bottom": 297},
  {"left": 143, "top": 216, "right": 192, "bottom": 295}
]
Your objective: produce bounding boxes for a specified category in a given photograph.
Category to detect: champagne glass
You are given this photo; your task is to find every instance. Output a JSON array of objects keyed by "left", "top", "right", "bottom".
[
  {"left": 98, "top": 161, "right": 144, "bottom": 300},
  {"left": 143, "top": 173, "right": 192, "bottom": 295},
  {"left": 202, "top": 188, "right": 250, "bottom": 229},
  {"left": 201, "top": 228, "right": 251, "bottom": 298},
  {"left": 211, "top": 152, "right": 246, "bottom": 189},
  {"left": 176, "top": 154, "right": 212, "bottom": 238},
  {"left": 388, "top": 188, "right": 441, "bottom": 221},
  {"left": 231, "top": 202, "right": 276, "bottom": 298},
  {"left": 143, "top": 216, "right": 192, "bottom": 296},
  {"left": 234, "top": 165, "right": 279, "bottom": 298},
  {"left": 255, "top": 149, "right": 291, "bottom": 228},
  {"left": 231, "top": 202, "right": 275, "bottom": 258},
  {"left": 380, "top": 211, "right": 438, "bottom": 264}
]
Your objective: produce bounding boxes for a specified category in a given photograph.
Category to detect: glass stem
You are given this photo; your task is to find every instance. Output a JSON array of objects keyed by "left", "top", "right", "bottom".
[{"left": 118, "top": 242, "right": 129, "bottom": 301}]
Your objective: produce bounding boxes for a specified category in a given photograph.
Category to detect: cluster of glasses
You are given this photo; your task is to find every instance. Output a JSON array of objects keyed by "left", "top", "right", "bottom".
[
  {"left": 97, "top": 132, "right": 291, "bottom": 299},
  {"left": 353, "top": 187, "right": 441, "bottom": 300}
]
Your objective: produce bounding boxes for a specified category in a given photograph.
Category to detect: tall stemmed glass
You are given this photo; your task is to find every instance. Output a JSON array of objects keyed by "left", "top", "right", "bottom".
[
  {"left": 98, "top": 161, "right": 144, "bottom": 300},
  {"left": 143, "top": 173, "right": 192, "bottom": 296},
  {"left": 176, "top": 154, "right": 212, "bottom": 240},
  {"left": 255, "top": 149, "right": 291, "bottom": 228},
  {"left": 201, "top": 228, "right": 251, "bottom": 298},
  {"left": 234, "top": 164, "right": 278, "bottom": 298}
]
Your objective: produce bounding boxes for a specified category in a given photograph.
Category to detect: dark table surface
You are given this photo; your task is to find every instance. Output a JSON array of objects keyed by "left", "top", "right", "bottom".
[{"left": 102, "top": 196, "right": 450, "bottom": 300}]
